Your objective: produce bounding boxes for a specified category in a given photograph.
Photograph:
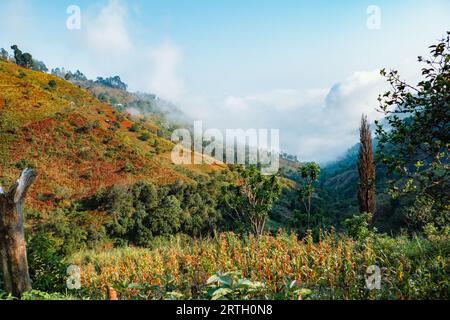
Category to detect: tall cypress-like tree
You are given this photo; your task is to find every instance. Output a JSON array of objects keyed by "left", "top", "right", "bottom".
[{"left": 358, "top": 115, "right": 376, "bottom": 215}]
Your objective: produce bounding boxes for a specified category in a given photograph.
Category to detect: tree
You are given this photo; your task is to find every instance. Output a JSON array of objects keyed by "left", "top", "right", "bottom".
[
  {"left": 10, "top": 45, "right": 33, "bottom": 69},
  {"left": 222, "top": 165, "right": 282, "bottom": 236},
  {"left": 376, "top": 32, "right": 449, "bottom": 229},
  {"left": 148, "top": 196, "right": 182, "bottom": 236},
  {"left": 21, "top": 53, "right": 33, "bottom": 68},
  {"left": 32, "top": 60, "right": 48, "bottom": 73},
  {"left": 0, "top": 169, "right": 36, "bottom": 297},
  {"left": 51, "top": 67, "right": 67, "bottom": 78},
  {"left": 298, "top": 162, "right": 320, "bottom": 229},
  {"left": 358, "top": 115, "right": 376, "bottom": 216},
  {"left": 0, "top": 48, "right": 8, "bottom": 61},
  {"left": 11, "top": 45, "right": 23, "bottom": 64},
  {"left": 95, "top": 76, "right": 128, "bottom": 90},
  {"left": 73, "top": 70, "right": 87, "bottom": 81}
]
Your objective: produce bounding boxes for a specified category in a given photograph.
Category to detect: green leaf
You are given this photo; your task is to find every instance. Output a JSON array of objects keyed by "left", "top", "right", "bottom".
[{"left": 211, "top": 288, "right": 233, "bottom": 300}]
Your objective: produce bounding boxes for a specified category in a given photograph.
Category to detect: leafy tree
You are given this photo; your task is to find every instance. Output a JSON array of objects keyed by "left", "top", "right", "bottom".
[
  {"left": 298, "top": 162, "right": 321, "bottom": 229},
  {"left": 149, "top": 195, "right": 182, "bottom": 236},
  {"left": 11, "top": 45, "right": 33, "bottom": 68},
  {"left": 222, "top": 165, "right": 282, "bottom": 236},
  {"left": 11, "top": 45, "right": 23, "bottom": 64},
  {"left": 73, "top": 70, "right": 87, "bottom": 81},
  {"left": 358, "top": 115, "right": 376, "bottom": 216},
  {"left": 134, "top": 181, "right": 159, "bottom": 210},
  {"left": 98, "top": 185, "right": 136, "bottom": 241},
  {"left": 31, "top": 60, "right": 48, "bottom": 73},
  {"left": 51, "top": 67, "right": 67, "bottom": 78},
  {"left": 0, "top": 48, "right": 8, "bottom": 61},
  {"left": 95, "top": 76, "right": 128, "bottom": 90},
  {"left": 376, "top": 32, "right": 450, "bottom": 229},
  {"left": 21, "top": 53, "right": 33, "bottom": 68},
  {"left": 173, "top": 179, "right": 222, "bottom": 237}
]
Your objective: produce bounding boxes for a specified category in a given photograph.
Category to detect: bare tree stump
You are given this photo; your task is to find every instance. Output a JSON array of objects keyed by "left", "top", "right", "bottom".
[{"left": 0, "top": 168, "right": 36, "bottom": 297}]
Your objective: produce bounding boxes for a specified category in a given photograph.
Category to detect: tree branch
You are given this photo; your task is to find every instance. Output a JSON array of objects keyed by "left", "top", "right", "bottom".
[{"left": 6, "top": 169, "right": 37, "bottom": 204}]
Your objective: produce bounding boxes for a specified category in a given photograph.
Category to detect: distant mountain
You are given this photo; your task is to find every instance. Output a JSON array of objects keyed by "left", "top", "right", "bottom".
[{"left": 318, "top": 142, "right": 409, "bottom": 232}]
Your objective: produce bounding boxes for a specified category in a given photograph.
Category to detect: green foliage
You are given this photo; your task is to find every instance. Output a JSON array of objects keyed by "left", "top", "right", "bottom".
[
  {"left": 32, "top": 60, "right": 48, "bottom": 73},
  {"left": 20, "top": 290, "right": 76, "bottom": 300},
  {"left": 0, "top": 48, "right": 8, "bottom": 61},
  {"left": 48, "top": 80, "right": 57, "bottom": 89},
  {"left": 27, "top": 233, "right": 66, "bottom": 293},
  {"left": 149, "top": 196, "right": 182, "bottom": 236},
  {"left": 402, "top": 194, "right": 449, "bottom": 231},
  {"left": 376, "top": 33, "right": 450, "bottom": 229},
  {"left": 129, "top": 123, "right": 140, "bottom": 132},
  {"left": 297, "top": 162, "right": 321, "bottom": 229},
  {"left": 15, "top": 158, "right": 33, "bottom": 170},
  {"left": 11, "top": 45, "right": 33, "bottom": 68},
  {"left": 275, "top": 277, "right": 313, "bottom": 300},
  {"left": 139, "top": 131, "right": 152, "bottom": 141},
  {"left": 18, "top": 70, "right": 27, "bottom": 79},
  {"left": 86, "top": 179, "right": 222, "bottom": 246},
  {"left": 423, "top": 223, "right": 450, "bottom": 241},
  {"left": 128, "top": 275, "right": 185, "bottom": 300},
  {"left": 68, "top": 232, "right": 449, "bottom": 300},
  {"left": 0, "top": 290, "right": 76, "bottom": 301},
  {"left": 222, "top": 165, "right": 282, "bottom": 235},
  {"left": 30, "top": 206, "right": 108, "bottom": 256},
  {"left": 344, "top": 213, "right": 373, "bottom": 240},
  {"left": 95, "top": 76, "right": 128, "bottom": 90},
  {"left": 205, "top": 272, "right": 266, "bottom": 300}
]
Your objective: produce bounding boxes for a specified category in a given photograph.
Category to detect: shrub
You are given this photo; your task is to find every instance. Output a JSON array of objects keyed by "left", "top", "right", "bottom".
[
  {"left": 48, "top": 80, "right": 57, "bottom": 89},
  {"left": 204, "top": 272, "right": 266, "bottom": 300},
  {"left": 344, "top": 213, "right": 373, "bottom": 240},
  {"left": 139, "top": 132, "right": 151, "bottom": 141},
  {"left": 129, "top": 123, "right": 140, "bottom": 132},
  {"left": 27, "top": 233, "right": 66, "bottom": 293}
]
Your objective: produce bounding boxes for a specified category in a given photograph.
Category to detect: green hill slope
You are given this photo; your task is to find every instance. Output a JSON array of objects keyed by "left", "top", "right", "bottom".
[{"left": 0, "top": 60, "right": 223, "bottom": 212}]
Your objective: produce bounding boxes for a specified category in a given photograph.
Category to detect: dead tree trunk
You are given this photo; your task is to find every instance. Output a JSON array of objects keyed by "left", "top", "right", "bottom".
[{"left": 0, "top": 168, "right": 36, "bottom": 297}]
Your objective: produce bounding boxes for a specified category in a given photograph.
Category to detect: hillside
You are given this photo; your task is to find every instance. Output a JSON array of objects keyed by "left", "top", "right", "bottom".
[{"left": 0, "top": 60, "right": 222, "bottom": 212}]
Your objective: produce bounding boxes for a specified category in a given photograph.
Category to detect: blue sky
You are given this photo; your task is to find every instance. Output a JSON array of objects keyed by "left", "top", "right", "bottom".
[{"left": 1, "top": 0, "right": 449, "bottom": 162}]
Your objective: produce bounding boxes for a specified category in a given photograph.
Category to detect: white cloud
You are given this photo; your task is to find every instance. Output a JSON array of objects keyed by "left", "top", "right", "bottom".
[
  {"left": 146, "top": 41, "right": 185, "bottom": 102},
  {"left": 78, "top": 1, "right": 185, "bottom": 104},
  {"left": 177, "top": 70, "right": 387, "bottom": 163},
  {"left": 224, "top": 96, "right": 250, "bottom": 112},
  {"left": 85, "top": 0, "right": 132, "bottom": 55},
  {"left": 0, "top": 0, "right": 394, "bottom": 164},
  {"left": 246, "top": 89, "right": 328, "bottom": 112}
]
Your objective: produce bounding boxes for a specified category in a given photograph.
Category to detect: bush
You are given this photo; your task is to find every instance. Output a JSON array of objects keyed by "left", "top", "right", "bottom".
[
  {"left": 129, "top": 123, "right": 140, "bottom": 132},
  {"left": 344, "top": 213, "right": 373, "bottom": 240},
  {"left": 48, "top": 80, "right": 57, "bottom": 89},
  {"left": 139, "top": 132, "right": 152, "bottom": 141},
  {"left": 27, "top": 233, "right": 66, "bottom": 293},
  {"left": 149, "top": 196, "right": 182, "bottom": 236},
  {"left": 204, "top": 272, "right": 267, "bottom": 300}
]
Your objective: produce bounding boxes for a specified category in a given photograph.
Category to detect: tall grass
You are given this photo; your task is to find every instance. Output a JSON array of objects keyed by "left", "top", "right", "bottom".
[{"left": 69, "top": 232, "right": 449, "bottom": 300}]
